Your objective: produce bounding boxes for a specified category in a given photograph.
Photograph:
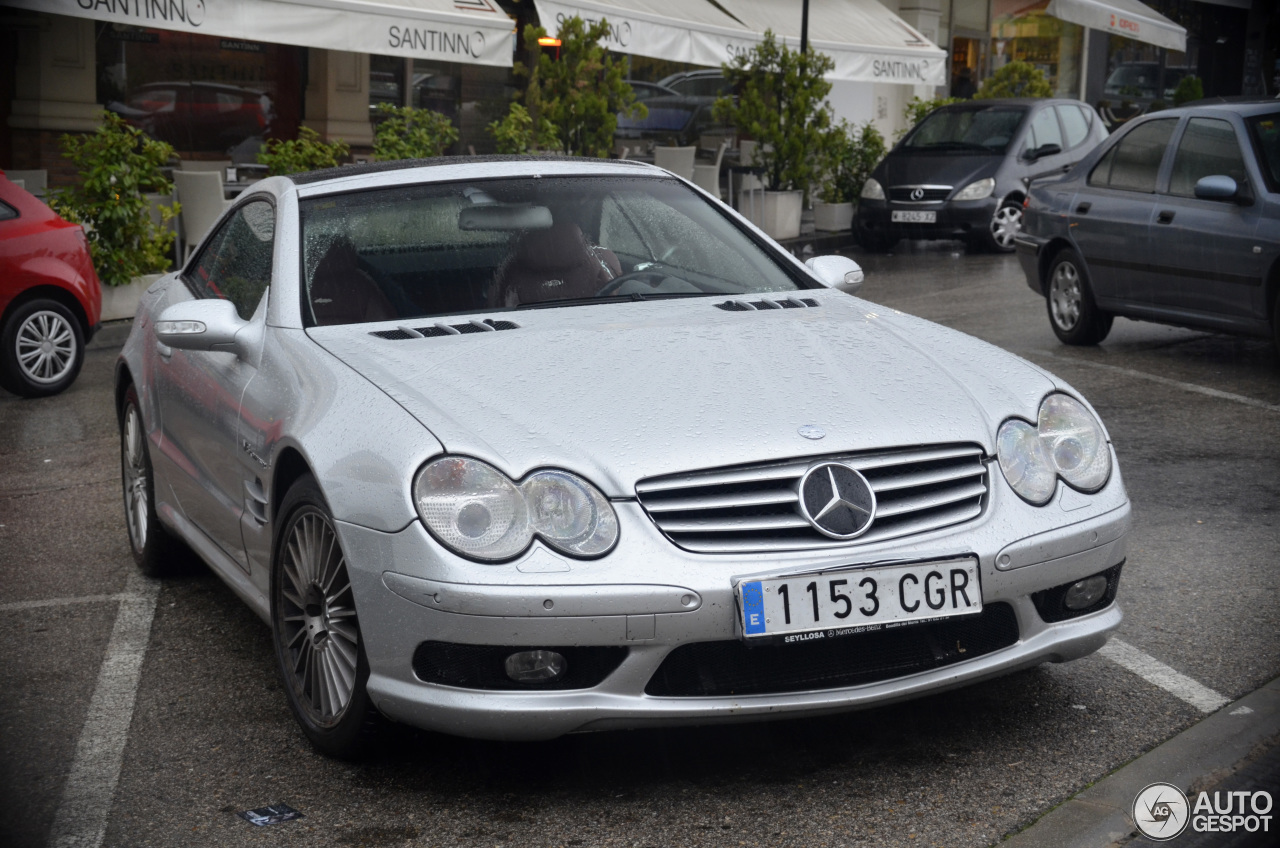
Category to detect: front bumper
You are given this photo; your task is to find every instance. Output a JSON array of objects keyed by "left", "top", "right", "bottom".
[
  {"left": 337, "top": 457, "right": 1130, "bottom": 741},
  {"left": 856, "top": 197, "right": 997, "bottom": 242}
]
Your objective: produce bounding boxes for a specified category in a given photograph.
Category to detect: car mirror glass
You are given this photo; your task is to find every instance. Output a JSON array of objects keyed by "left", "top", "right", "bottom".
[
  {"left": 1192, "top": 174, "right": 1239, "bottom": 201},
  {"left": 156, "top": 299, "right": 247, "bottom": 354},
  {"left": 1028, "top": 143, "right": 1061, "bottom": 161},
  {"left": 805, "top": 255, "right": 864, "bottom": 293}
]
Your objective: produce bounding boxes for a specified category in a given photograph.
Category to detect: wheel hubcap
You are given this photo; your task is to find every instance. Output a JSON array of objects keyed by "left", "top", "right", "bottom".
[
  {"left": 990, "top": 206, "right": 1023, "bottom": 249},
  {"left": 279, "top": 511, "right": 359, "bottom": 724},
  {"left": 121, "top": 404, "right": 149, "bottom": 553},
  {"left": 16, "top": 310, "right": 76, "bottom": 384},
  {"left": 1050, "top": 262, "right": 1083, "bottom": 330}
]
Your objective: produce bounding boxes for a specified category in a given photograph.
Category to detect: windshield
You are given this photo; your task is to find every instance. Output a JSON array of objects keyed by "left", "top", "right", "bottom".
[
  {"left": 903, "top": 106, "right": 1027, "bottom": 153},
  {"left": 298, "top": 175, "right": 810, "bottom": 326}
]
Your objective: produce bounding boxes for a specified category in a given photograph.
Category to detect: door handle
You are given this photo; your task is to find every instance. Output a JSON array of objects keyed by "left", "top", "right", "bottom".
[
  {"left": 1075, "top": 202, "right": 1091, "bottom": 214},
  {"left": 1156, "top": 210, "right": 1175, "bottom": 225}
]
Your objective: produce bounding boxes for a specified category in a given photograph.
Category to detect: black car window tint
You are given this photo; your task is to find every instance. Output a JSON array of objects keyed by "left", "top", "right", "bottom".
[
  {"left": 1058, "top": 105, "right": 1090, "bottom": 149},
  {"left": 0, "top": 200, "right": 17, "bottom": 222},
  {"left": 1245, "top": 113, "right": 1280, "bottom": 193},
  {"left": 1169, "top": 118, "right": 1249, "bottom": 198},
  {"left": 190, "top": 200, "right": 275, "bottom": 320},
  {"left": 1088, "top": 146, "right": 1117, "bottom": 187},
  {"left": 1028, "top": 107, "right": 1064, "bottom": 153},
  {"left": 1105, "top": 118, "right": 1177, "bottom": 192}
]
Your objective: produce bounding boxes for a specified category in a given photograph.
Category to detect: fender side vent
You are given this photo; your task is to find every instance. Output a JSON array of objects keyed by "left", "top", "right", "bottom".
[{"left": 372, "top": 319, "right": 520, "bottom": 340}]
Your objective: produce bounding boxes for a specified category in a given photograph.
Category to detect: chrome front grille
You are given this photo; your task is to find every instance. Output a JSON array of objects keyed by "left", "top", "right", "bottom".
[
  {"left": 889, "top": 186, "right": 951, "bottom": 202},
  {"left": 635, "top": 444, "right": 988, "bottom": 553}
]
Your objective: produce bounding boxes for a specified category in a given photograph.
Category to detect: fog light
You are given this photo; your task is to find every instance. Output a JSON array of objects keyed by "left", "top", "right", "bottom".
[
  {"left": 504, "top": 650, "right": 567, "bottom": 683},
  {"left": 1063, "top": 576, "right": 1108, "bottom": 610}
]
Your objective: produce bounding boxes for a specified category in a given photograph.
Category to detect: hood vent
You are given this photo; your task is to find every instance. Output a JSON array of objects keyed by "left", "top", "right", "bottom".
[
  {"left": 716, "top": 297, "right": 819, "bottom": 312},
  {"left": 371, "top": 319, "right": 519, "bottom": 340}
]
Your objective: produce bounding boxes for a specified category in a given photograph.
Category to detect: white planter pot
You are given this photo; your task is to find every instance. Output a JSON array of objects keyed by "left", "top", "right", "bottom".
[
  {"left": 757, "top": 190, "right": 804, "bottom": 240},
  {"left": 100, "top": 273, "right": 162, "bottom": 322},
  {"left": 813, "top": 201, "right": 854, "bottom": 232}
]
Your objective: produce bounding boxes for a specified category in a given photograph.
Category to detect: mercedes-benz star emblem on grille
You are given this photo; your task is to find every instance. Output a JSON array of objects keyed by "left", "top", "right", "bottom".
[
  {"left": 909, "top": 187, "right": 925, "bottom": 201},
  {"left": 798, "top": 463, "right": 877, "bottom": 539}
]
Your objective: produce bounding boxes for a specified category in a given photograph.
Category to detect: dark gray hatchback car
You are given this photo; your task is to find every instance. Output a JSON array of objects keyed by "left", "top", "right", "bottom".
[
  {"left": 1016, "top": 100, "right": 1280, "bottom": 352},
  {"left": 856, "top": 99, "right": 1107, "bottom": 253}
]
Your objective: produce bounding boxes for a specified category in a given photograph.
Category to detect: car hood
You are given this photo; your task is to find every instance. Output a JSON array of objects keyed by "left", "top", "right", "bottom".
[
  {"left": 307, "top": 292, "right": 1056, "bottom": 496},
  {"left": 877, "top": 150, "right": 1003, "bottom": 193}
]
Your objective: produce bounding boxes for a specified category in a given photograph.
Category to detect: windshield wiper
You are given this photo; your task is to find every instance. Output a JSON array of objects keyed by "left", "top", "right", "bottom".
[
  {"left": 920, "top": 141, "right": 992, "bottom": 152},
  {"left": 516, "top": 292, "right": 715, "bottom": 310}
]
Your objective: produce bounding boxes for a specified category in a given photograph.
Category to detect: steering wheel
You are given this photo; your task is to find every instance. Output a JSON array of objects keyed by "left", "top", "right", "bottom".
[{"left": 596, "top": 266, "right": 671, "bottom": 297}]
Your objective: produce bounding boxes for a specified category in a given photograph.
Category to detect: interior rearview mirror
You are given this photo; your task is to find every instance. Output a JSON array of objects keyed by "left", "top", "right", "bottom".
[{"left": 806, "top": 255, "right": 864, "bottom": 294}]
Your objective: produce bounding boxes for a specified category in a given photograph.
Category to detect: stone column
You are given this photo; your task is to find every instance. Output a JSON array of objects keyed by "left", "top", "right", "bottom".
[{"left": 303, "top": 49, "right": 374, "bottom": 147}]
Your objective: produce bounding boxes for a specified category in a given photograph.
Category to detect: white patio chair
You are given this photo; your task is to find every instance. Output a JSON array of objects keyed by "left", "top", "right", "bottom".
[
  {"left": 178, "top": 159, "right": 232, "bottom": 176},
  {"left": 692, "top": 142, "right": 727, "bottom": 198},
  {"left": 653, "top": 145, "right": 696, "bottom": 181},
  {"left": 173, "top": 171, "right": 228, "bottom": 260}
]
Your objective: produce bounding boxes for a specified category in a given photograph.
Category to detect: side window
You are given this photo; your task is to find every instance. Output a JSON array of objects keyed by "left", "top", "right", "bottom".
[
  {"left": 187, "top": 200, "right": 275, "bottom": 320},
  {"left": 1058, "top": 105, "right": 1090, "bottom": 149},
  {"left": 0, "top": 200, "right": 17, "bottom": 222},
  {"left": 1094, "top": 119, "right": 1177, "bottom": 192},
  {"left": 1028, "top": 107, "right": 1064, "bottom": 152},
  {"left": 1168, "top": 118, "right": 1249, "bottom": 198}
]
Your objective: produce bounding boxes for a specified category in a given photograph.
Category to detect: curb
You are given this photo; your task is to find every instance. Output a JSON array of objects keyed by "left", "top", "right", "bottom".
[{"left": 1000, "top": 676, "right": 1280, "bottom": 848}]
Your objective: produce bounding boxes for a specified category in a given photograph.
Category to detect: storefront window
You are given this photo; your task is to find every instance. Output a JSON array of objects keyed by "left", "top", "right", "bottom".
[
  {"left": 990, "top": 0, "right": 1082, "bottom": 99},
  {"left": 370, "top": 57, "right": 512, "bottom": 154},
  {"left": 95, "top": 24, "right": 303, "bottom": 162}
]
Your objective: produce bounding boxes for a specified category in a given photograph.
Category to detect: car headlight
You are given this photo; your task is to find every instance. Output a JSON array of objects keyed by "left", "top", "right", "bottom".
[
  {"left": 861, "top": 178, "right": 885, "bottom": 200},
  {"left": 997, "top": 393, "right": 1111, "bottom": 504},
  {"left": 413, "top": 457, "right": 618, "bottom": 561},
  {"left": 953, "top": 178, "right": 995, "bottom": 201}
]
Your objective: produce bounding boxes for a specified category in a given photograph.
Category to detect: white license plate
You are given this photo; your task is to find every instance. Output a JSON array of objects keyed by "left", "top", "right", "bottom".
[
  {"left": 891, "top": 210, "right": 936, "bottom": 223},
  {"left": 736, "top": 558, "right": 980, "bottom": 641}
]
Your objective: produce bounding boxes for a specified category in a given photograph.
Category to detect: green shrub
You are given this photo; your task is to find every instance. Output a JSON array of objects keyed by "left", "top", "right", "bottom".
[
  {"left": 903, "top": 96, "right": 962, "bottom": 130},
  {"left": 487, "top": 103, "right": 558, "bottom": 154},
  {"left": 975, "top": 61, "right": 1053, "bottom": 99},
  {"left": 713, "top": 31, "right": 836, "bottom": 194},
  {"left": 820, "top": 120, "right": 886, "bottom": 204},
  {"left": 372, "top": 103, "right": 459, "bottom": 159},
  {"left": 510, "top": 16, "right": 646, "bottom": 158},
  {"left": 1173, "top": 75, "right": 1203, "bottom": 106},
  {"left": 49, "top": 111, "right": 178, "bottom": 288},
  {"left": 257, "top": 126, "right": 349, "bottom": 175}
]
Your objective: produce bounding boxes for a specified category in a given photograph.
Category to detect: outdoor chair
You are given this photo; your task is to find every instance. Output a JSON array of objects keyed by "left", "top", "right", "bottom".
[
  {"left": 178, "top": 159, "right": 232, "bottom": 176},
  {"left": 653, "top": 146, "right": 696, "bottom": 181},
  {"left": 692, "top": 142, "right": 727, "bottom": 199}
]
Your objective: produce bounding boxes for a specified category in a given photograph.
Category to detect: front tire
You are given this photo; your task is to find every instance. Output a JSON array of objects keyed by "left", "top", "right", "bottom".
[
  {"left": 0, "top": 299, "right": 85, "bottom": 397},
  {"left": 983, "top": 201, "right": 1023, "bottom": 253},
  {"left": 120, "top": 384, "right": 182, "bottom": 576},
  {"left": 1046, "top": 249, "right": 1113, "bottom": 345},
  {"left": 272, "top": 475, "right": 378, "bottom": 759}
]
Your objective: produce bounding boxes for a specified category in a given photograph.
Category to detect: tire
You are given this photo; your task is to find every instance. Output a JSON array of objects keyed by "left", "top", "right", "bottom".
[
  {"left": 0, "top": 298, "right": 85, "bottom": 397},
  {"left": 271, "top": 474, "right": 379, "bottom": 759},
  {"left": 1046, "top": 249, "right": 1113, "bottom": 345},
  {"left": 983, "top": 201, "right": 1023, "bottom": 253},
  {"left": 120, "top": 384, "right": 182, "bottom": 577}
]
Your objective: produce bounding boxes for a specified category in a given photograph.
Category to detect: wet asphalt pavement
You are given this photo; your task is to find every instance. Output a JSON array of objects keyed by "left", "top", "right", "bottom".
[{"left": 1, "top": 242, "right": 1277, "bottom": 848}]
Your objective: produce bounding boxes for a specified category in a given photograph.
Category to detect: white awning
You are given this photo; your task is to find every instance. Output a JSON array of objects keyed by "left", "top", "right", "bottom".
[
  {"left": 1046, "top": 0, "right": 1186, "bottom": 53},
  {"left": 8, "top": 0, "right": 517, "bottom": 66},
  {"left": 533, "top": 0, "right": 946, "bottom": 85}
]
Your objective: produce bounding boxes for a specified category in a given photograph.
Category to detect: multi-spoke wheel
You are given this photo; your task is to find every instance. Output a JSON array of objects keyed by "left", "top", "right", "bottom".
[
  {"left": 983, "top": 201, "right": 1023, "bottom": 253},
  {"left": 0, "top": 299, "right": 84, "bottom": 397},
  {"left": 119, "top": 384, "right": 179, "bottom": 576},
  {"left": 1046, "top": 248, "right": 1112, "bottom": 346},
  {"left": 272, "top": 475, "right": 378, "bottom": 758}
]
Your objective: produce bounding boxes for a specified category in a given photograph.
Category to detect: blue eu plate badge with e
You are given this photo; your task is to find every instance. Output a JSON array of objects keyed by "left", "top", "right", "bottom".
[{"left": 741, "top": 581, "right": 766, "bottom": 635}]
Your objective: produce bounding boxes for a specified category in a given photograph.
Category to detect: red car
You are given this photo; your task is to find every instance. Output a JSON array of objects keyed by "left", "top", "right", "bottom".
[{"left": 0, "top": 173, "right": 101, "bottom": 397}]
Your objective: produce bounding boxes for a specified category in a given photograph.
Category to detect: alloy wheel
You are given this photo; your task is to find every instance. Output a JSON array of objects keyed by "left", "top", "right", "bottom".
[
  {"left": 989, "top": 205, "right": 1023, "bottom": 250},
  {"left": 16, "top": 309, "right": 77, "bottom": 386},
  {"left": 121, "top": 403, "right": 149, "bottom": 553},
  {"left": 1050, "top": 260, "right": 1083, "bottom": 331},
  {"left": 278, "top": 510, "right": 360, "bottom": 726}
]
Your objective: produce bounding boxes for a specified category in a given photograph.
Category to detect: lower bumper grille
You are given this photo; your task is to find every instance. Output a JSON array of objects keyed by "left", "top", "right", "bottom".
[
  {"left": 645, "top": 602, "right": 1018, "bottom": 697},
  {"left": 412, "top": 642, "right": 627, "bottom": 690}
]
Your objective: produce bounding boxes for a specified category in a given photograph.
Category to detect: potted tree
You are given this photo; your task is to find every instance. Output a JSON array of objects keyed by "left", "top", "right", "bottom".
[
  {"left": 815, "top": 120, "right": 886, "bottom": 232},
  {"left": 713, "top": 31, "right": 835, "bottom": 240}
]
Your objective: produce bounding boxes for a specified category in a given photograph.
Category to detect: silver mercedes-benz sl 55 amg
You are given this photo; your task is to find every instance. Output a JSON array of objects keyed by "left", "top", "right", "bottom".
[{"left": 116, "top": 157, "right": 1130, "bottom": 758}]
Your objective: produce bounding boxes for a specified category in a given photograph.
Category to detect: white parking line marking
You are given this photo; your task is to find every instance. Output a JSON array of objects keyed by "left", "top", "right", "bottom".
[
  {"left": 0, "top": 594, "right": 127, "bottom": 612},
  {"left": 46, "top": 570, "right": 159, "bottom": 848},
  {"left": 1036, "top": 353, "right": 1280, "bottom": 414},
  {"left": 1099, "top": 639, "right": 1230, "bottom": 714}
]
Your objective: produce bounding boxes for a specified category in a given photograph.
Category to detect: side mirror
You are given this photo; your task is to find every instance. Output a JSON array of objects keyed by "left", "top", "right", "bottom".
[
  {"left": 806, "top": 255, "right": 865, "bottom": 294},
  {"left": 1026, "top": 143, "right": 1062, "bottom": 161},
  {"left": 156, "top": 299, "right": 248, "bottom": 354},
  {"left": 1193, "top": 174, "right": 1241, "bottom": 202}
]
